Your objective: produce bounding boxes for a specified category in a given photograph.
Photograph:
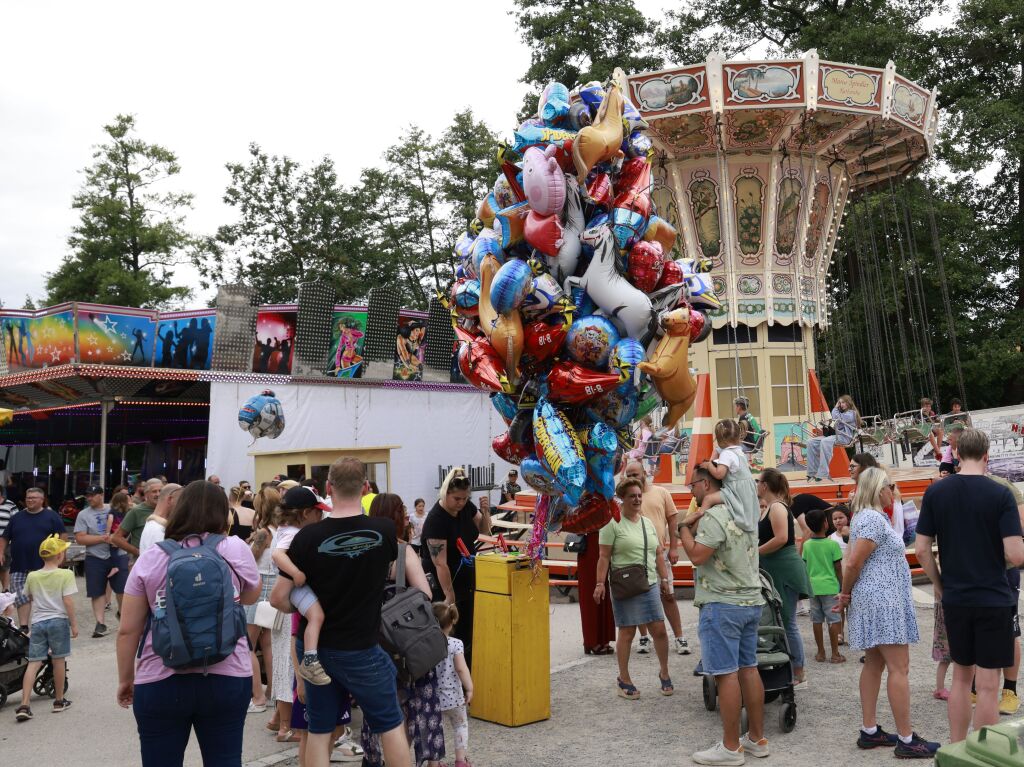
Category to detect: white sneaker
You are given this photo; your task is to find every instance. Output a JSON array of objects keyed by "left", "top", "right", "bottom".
[
  {"left": 331, "top": 726, "right": 364, "bottom": 762},
  {"left": 693, "top": 741, "right": 745, "bottom": 765},
  {"left": 796, "top": 600, "right": 810, "bottom": 616},
  {"left": 740, "top": 734, "right": 770, "bottom": 758},
  {"left": 637, "top": 636, "right": 652, "bottom": 654},
  {"left": 675, "top": 637, "right": 691, "bottom": 655}
]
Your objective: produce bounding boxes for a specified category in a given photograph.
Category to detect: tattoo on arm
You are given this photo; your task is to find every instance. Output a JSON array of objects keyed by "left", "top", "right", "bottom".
[{"left": 427, "top": 539, "right": 446, "bottom": 562}]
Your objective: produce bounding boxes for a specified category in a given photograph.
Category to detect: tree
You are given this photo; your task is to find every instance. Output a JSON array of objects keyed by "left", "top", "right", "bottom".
[
  {"left": 210, "top": 144, "right": 366, "bottom": 304},
  {"left": 46, "top": 114, "right": 194, "bottom": 307},
  {"left": 21, "top": 295, "right": 35, "bottom": 310},
  {"left": 431, "top": 109, "right": 501, "bottom": 241}
]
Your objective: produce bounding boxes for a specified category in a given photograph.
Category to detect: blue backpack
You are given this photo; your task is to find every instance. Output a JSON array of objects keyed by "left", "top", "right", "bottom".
[{"left": 141, "top": 534, "right": 248, "bottom": 671}]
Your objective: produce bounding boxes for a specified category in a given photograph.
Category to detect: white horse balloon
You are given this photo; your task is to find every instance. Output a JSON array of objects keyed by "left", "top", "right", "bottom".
[{"left": 572, "top": 225, "right": 654, "bottom": 340}]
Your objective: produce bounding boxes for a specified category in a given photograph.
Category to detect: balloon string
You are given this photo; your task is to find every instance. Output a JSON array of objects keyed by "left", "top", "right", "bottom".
[{"left": 527, "top": 494, "right": 549, "bottom": 563}]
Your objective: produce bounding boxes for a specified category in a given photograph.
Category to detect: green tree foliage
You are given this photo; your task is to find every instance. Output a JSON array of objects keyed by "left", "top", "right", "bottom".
[
  {"left": 431, "top": 109, "right": 501, "bottom": 240},
  {"left": 46, "top": 115, "right": 194, "bottom": 308}
]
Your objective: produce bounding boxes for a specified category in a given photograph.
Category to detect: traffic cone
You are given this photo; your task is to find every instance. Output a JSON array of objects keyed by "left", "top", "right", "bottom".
[
  {"left": 684, "top": 373, "right": 714, "bottom": 485},
  {"left": 808, "top": 369, "right": 850, "bottom": 479}
]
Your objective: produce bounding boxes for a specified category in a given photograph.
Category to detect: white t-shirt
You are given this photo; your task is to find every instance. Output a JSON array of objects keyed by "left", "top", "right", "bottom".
[
  {"left": 274, "top": 525, "right": 299, "bottom": 552},
  {"left": 138, "top": 517, "right": 167, "bottom": 554},
  {"left": 408, "top": 512, "right": 427, "bottom": 545},
  {"left": 717, "top": 445, "right": 746, "bottom": 474}
]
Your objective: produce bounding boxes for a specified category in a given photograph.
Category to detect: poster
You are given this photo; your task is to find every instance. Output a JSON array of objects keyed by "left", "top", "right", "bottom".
[
  {"left": 393, "top": 314, "right": 427, "bottom": 381},
  {"left": 325, "top": 309, "right": 367, "bottom": 378},
  {"left": 971, "top": 406, "right": 1024, "bottom": 482},
  {"left": 1, "top": 310, "right": 76, "bottom": 371},
  {"left": 774, "top": 421, "right": 808, "bottom": 472},
  {"left": 76, "top": 309, "right": 156, "bottom": 366},
  {"left": 252, "top": 310, "right": 296, "bottom": 375},
  {"left": 153, "top": 314, "right": 215, "bottom": 370}
]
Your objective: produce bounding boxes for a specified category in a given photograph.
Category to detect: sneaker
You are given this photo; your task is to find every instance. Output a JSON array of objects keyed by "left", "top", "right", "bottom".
[
  {"left": 637, "top": 636, "right": 651, "bottom": 654},
  {"left": 675, "top": 637, "right": 691, "bottom": 655},
  {"left": 857, "top": 727, "right": 899, "bottom": 749},
  {"left": 52, "top": 698, "right": 72, "bottom": 713},
  {"left": 296, "top": 656, "right": 332, "bottom": 686},
  {"left": 1000, "top": 689, "right": 1020, "bottom": 716},
  {"left": 893, "top": 733, "right": 940, "bottom": 759},
  {"left": 739, "top": 734, "right": 770, "bottom": 758},
  {"left": 15, "top": 705, "right": 32, "bottom": 722},
  {"left": 796, "top": 600, "right": 810, "bottom": 616},
  {"left": 693, "top": 741, "right": 745, "bottom": 765},
  {"left": 92, "top": 622, "right": 108, "bottom": 638},
  {"left": 331, "top": 725, "right": 365, "bottom": 762}
]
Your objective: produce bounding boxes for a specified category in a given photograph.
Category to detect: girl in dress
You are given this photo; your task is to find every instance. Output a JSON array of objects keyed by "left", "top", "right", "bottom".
[{"left": 432, "top": 603, "right": 474, "bottom": 767}]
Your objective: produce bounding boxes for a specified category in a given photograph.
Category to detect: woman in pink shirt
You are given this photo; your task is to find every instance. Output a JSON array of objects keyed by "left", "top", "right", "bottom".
[{"left": 115, "top": 481, "right": 261, "bottom": 766}]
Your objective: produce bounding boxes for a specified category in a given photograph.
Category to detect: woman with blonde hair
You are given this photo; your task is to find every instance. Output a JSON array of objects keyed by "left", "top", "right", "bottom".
[
  {"left": 244, "top": 486, "right": 280, "bottom": 717},
  {"left": 228, "top": 485, "right": 256, "bottom": 540},
  {"left": 839, "top": 467, "right": 937, "bottom": 757},
  {"left": 806, "top": 394, "right": 861, "bottom": 482}
]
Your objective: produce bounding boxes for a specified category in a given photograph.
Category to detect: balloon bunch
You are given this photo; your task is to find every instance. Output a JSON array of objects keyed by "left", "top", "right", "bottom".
[
  {"left": 445, "top": 69, "right": 712, "bottom": 538},
  {"left": 238, "top": 389, "right": 286, "bottom": 442}
]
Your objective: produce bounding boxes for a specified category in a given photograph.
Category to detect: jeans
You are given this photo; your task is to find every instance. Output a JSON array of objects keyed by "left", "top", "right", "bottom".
[
  {"left": 806, "top": 435, "right": 836, "bottom": 479},
  {"left": 781, "top": 584, "right": 806, "bottom": 669},
  {"left": 133, "top": 673, "right": 251, "bottom": 766}
]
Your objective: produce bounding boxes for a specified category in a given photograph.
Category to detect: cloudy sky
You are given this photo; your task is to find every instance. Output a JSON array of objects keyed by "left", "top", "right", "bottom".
[{"left": 1, "top": 1, "right": 685, "bottom": 309}]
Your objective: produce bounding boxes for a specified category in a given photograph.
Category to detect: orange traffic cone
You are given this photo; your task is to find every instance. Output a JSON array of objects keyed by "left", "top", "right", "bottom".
[
  {"left": 684, "top": 373, "right": 714, "bottom": 485},
  {"left": 808, "top": 369, "right": 850, "bottom": 479}
]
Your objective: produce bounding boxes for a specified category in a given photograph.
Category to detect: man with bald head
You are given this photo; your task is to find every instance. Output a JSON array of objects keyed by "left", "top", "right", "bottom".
[{"left": 623, "top": 460, "right": 690, "bottom": 655}]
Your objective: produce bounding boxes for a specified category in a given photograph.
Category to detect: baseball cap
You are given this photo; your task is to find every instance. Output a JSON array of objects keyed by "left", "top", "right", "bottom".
[
  {"left": 281, "top": 485, "right": 329, "bottom": 511},
  {"left": 85, "top": 485, "right": 104, "bottom": 496},
  {"left": 39, "top": 534, "right": 70, "bottom": 558}
]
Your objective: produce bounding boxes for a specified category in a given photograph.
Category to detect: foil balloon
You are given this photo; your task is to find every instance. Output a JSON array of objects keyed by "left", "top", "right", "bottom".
[
  {"left": 564, "top": 315, "right": 620, "bottom": 369},
  {"left": 572, "top": 76, "right": 625, "bottom": 183},
  {"left": 477, "top": 252, "right": 501, "bottom": 338},
  {"left": 637, "top": 308, "right": 700, "bottom": 428},
  {"left": 471, "top": 228, "right": 503, "bottom": 279},
  {"left": 582, "top": 422, "right": 618, "bottom": 499},
  {"left": 520, "top": 457, "right": 582, "bottom": 506},
  {"left": 656, "top": 259, "right": 684, "bottom": 290},
  {"left": 560, "top": 492, "right": 616, "bottom": 534},
  {"left": 567, "top": 101, "right": 592, "bottom": 131},
  {"left": 491, "top": 310, "right": 524, "bottom": 386},
  {"left": 510, "top": 124, "right": 576, "bottom": 160},
  {"left": 533, "top": 397, "right": 587, "bottom": 492},
  {"left": 522, "top": 317, "right": 569, "bottom": 368},
  {"left": 476, "top": 193, "right": 499, "bottom": 229},
  {"left": 453, "top": 279, "right": 480, "bottom": 316},
  {"left": 522, "top": 145, "right": 566, "bottom": 216},
  {"left": 551, "top": 177, "right": 584, "bottom": 286},
  {"left": 611, "top": 158, "right": 652, "bottom": 251},
  {"left": 454, "top": 232, "right": 476, "bottom": 265},
  {"left": 491, "top": 392, "right": 518, "bottom": 424},
  {"left": 538, "top": 82, "right": 571, "bottom": 126},
  {"left": 238, "top": 389, "right": 285, "bottom": 440},
  {"left": 493, "top": 174, "right": 518, "bottom": 210},
  {"left": 586, "top": 172, "right": 612, "bottom": 208},
  {"left": 635, "top": 382, "right": 663, "bottom": 421},
  {"left": 493, "top": 201, "right": 530, "bottom": 249},
  {"left": 489, "top": 259, "right": 533, "bottom": 314},
  {"left": 585, "top": 385, "right": 639, "bottom": 429},
  {"left": 643, "top": 215, "right": 679, "bottom": 253},
  {"left": 521, "top": 271, "right": 567, "bottom": 320},
  {"left": 624, "top": 129, "right": 652, "bottom": 159},
  {"left": 524, "top": 211, "right": 564, "bottom": 257},
  {"left": 626, "top": 240, "right": 664, "bottom": 293},
  {"left": 608, "top": 337, "right": 645, "bottom": 383},
  {"left": 576, "top": 81, "right": 605, "bottom": 115},
  {"left": 508, "top": 408, "right": 535, "bottom": 452},
  {"left": 574, "top": 226, "right": 654, "bottom": 340},
  {"left": 493, "top": 430, "right": 532, "bottom": 465},
  {"left": 586, "top": 211, "right": 610, "bottom": 230},
  {"left": 569, "top": 285, "right": 596, "bottom": 319},
  {"left": 457, "top": 338, "right": 510, "bottom": 394},
  {"left": 545, "top": 360, "right": 621, "bottom": 405}
]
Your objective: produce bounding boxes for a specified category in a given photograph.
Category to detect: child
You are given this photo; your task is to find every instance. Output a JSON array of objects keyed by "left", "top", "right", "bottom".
[
  {"left": 272, "top": 486, "right": 330, "bottom": 686},
  {"left": 14, "top": 534, "right": 78, "bottom": 721},
  {"left": 829, "top": 506, "right": 851, "bottom": 644},
  {"left": 697, "top": 419, "right": 759, "bottom": 532},
  {"left": 432, "top": 603, "right": 474, "bottom": 767},
  {"left": 801, "top": 509, "right": 845, "bottom": 663}
]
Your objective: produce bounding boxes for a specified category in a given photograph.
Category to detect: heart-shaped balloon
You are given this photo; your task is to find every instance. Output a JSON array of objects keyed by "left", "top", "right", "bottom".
[
  {"left": 656, "top": 259, "right": 684, "bottom": 290},
  {"left": 522, "top": 318, "right": 569, "bottom": 368},
  {"left": 545, "top": 360, "right": 621, "bottom": 405},
  {"left": 560, "top": 492, "right": 616, "bottom": 534},
  {"left": 524, "top": 210, "right": 564, "bottom": 258},
  {"left": 627, "top": 241, "right": 665, "bottom": 293}
]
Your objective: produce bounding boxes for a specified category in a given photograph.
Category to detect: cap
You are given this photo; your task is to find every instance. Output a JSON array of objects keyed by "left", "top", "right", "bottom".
[
  {"left": 85, "top": 485, "right": 104, "bottom": 496},
  {"left": 277, "top": 479, "right": 300, "bottom": 491},
  {"left": 281, "top": 485, "right": 329, "bottom": 511},
  {"left": 39, "top": 534, "right": 70, "bottom": 558}
]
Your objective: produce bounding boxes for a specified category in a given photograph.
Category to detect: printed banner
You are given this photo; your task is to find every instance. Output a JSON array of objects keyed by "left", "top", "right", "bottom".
[
  {"left": 252, "top": 310, "right": 296, "bottom": 375},
  {"left": 2, "top": 310, "right": 76, "bottom": 371},
  {"left": 393, "top": 315, "right": 427, "bottom": 381},
  {"left": 76, "top": 310, "right": 156, "bottom": 366},
  {"left": 971, "top": 406, "right": 1024, "bottom": 482},
  {"left": 154, "top": 315, "right": 216, "bottom": 370},
  {"left": 326, "top": 310, "right": 367, "bottom": 378}
]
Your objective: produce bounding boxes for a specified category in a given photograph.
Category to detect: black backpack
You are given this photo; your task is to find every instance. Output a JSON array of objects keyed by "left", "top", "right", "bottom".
[{"left": 379, "top": 543, "right": 448, "bottom": 682}]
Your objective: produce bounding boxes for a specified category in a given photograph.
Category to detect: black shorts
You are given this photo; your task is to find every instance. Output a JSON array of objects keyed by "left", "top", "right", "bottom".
[{"left": 944, "top": 604, "right": 1016, "bottom": 669}]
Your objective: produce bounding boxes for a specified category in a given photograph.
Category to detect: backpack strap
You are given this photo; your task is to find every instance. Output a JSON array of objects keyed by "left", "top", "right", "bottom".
[
  {"left": 395, "top": 542, "right": 407, "bottom": 590},
  {"left": 156, "top": 538, "right": 180, "bottom": 557}
]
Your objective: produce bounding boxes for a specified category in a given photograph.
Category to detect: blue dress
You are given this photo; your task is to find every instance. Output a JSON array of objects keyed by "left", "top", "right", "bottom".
[{"left": 847, "top": 508, "right": 919, "bottom": 650}]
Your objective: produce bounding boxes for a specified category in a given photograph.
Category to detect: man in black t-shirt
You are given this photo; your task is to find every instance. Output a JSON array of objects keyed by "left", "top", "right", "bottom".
[
  {"left": 271, "top": 457, "right": 408, "bottom": 767},
  {"left": 915, "top": 429, "right": 1024, "bottom": 743}
]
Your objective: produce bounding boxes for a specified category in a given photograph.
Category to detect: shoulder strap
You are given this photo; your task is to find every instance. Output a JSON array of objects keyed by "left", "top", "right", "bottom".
[
  {"left": 395, "top": 541, "right": 407, "bottom": 589},
  {"left": 641, "top": 516, "right": 649, "bottom": 576},
  {"left": 156, "top": 539, "right": 179, "bottom": 557}
]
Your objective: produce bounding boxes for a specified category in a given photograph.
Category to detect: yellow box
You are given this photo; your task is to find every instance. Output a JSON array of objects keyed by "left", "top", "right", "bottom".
[{"left": 470, "top": 554, "right": 550, "bottom": 727}]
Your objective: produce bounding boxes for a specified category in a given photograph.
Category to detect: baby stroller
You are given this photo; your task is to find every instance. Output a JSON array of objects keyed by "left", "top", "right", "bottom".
[
  {"left": 701, "top": 570, "right": 798, "bottom": 733},
  {"left": 0, "top": 617, "right": 68, "bottom": 710}
]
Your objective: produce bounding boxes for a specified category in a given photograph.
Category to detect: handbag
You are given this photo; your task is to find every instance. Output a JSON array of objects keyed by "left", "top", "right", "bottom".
[
  {"left": 563, "top": 533, "right": 587, "bottom": 554},
  {"left": 379, "top": 543, "right": 448, "bottom": 683},
  {"left": 253, "top": 599, "right": 283, "bottom": 631},
  {"left": 609, "top": 517, "right": 651, "bottom": 600}
]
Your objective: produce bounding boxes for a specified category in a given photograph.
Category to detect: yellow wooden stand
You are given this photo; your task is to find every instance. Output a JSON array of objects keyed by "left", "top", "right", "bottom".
[{"left": 470, "top": 553, "right": 550, "bottom": 727}]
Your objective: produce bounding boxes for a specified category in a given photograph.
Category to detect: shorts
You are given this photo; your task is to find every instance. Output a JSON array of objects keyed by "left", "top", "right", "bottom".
[
  {"left": 291, "top": 675, "right": 352, "bottom": 730},
  {"left": 298, "top": 640, "right": 402, "bottom": 735},
  {"left": 28, "top": 617, "right": 71, "bottom": 661},
  {"left": 84, "top": 554, "right": 129, "bottom": 598},
  {"left": 943, "top": 604, "right": 1016, "bottom": 669},
  {"left": 809, "top": 594, "right": 841, "bottom": 625},
  {"left": 9, "top": 570, "right": 29, "bottom": 607},
  {"left": 698, "top": 602, "right": 762, "bottom": 676},
  {"left": 289, "top": 584, "right": 319, "bottom": 617}
]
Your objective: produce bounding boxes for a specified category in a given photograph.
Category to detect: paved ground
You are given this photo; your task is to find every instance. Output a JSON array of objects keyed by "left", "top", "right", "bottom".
[{"left": 1, "top": 578, "right": 971, "bottom": 766}]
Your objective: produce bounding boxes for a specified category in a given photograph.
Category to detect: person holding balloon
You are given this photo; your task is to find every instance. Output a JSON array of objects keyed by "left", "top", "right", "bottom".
[{"left": 595, "top": 477, "right": 674, "bottom": 700}]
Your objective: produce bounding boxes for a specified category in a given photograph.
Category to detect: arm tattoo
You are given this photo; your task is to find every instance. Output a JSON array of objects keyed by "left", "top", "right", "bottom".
[{"left": 427, "top": 540, "right": 446, "bottom": 561}]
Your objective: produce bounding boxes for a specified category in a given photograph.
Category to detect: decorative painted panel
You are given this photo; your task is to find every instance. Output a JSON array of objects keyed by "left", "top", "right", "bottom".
[
  {"left": 733, "top": 167, "right": 766, "bottom": 264},
  {"left": 773, "top": 171, "right": 803, "bottom": 265},
  {"left": 817, "top": 65, "right": 883, "bottom": 112},
  {"left": 725, "top": 109, "right": 788, "bottom": 149},
  {"left": 686, "top": 169, "right": 723, "bottom": 265},
  {"left": 628, "top": 64, "right": 709, "bottom": 119},
  {"left": 724, "top": 63, "right": 804, "bottom": 107}
]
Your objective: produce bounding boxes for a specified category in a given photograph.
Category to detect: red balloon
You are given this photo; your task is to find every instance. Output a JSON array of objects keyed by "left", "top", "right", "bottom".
[
  {"left": 560, "top": 492, "right": 615, "bottom": 534},
  {"left": 687, "top": 308, "right": 709, "bottom": 342},
  {"left": 627, "top": 241, "right": 665, "bottom": 293},
  {"left": 457, "top": 339, "right": 509, "bottom": 393},
  {"left": 587, "top": 173, "right": 612, "bottom": 208},
  {"left": 522, "top": 319, "right": 569, "bottom": 368},
  {"left": 492, "top": 431, "right": 533, "bottom": 465},
  {"left": 524, "top": 210, "right": 564, "bottom": 257},
  {"left": 612, "top": 159, "right": 652, "bottom": 221},
  {"left": 656, "top": 259, "right": 684, "bottom": 290},
  {"left": 546, "top": 360, "right": 622, "bottom": 405}
]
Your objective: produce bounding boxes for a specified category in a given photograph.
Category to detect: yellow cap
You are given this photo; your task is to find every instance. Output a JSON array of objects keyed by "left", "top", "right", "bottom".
[{"left": 39, "top": 534, "right": 70, "bottom": 558}]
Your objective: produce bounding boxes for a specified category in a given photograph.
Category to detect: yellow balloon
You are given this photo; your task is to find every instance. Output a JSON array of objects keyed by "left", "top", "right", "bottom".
[
  {"left": 572, "top": 80, "right": 625, "bottom": 184},
  {"left": 643, "top": 216, "right": 678, "bottom": 254},
  {"left": 490, "top": 310, "right": 524, "bottom": 387},
  {"left": 637, "top": 309, "right": 697, "bottom": 429}
]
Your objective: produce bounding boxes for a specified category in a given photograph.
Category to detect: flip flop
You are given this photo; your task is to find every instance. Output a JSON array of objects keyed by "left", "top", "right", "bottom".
[{"left": 276, "top": 730, "right": 300, "bottom": 742}]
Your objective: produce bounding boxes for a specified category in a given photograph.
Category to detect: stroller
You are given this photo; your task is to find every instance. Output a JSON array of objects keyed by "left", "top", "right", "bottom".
[
  {"left": 700, "top": 570, "right": 798, "bottom": 733},
  {"left": 0, "top": 617, "right": 68, "bottom": 710}
]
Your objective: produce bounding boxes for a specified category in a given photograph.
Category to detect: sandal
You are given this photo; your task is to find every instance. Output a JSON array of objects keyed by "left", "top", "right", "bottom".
[
  {"left": 934, "top": 688, "right": 950, "bottom": 701},
  {"left": 586, "top": 645, "right": 614, "bottom": 655},
  {"left": 659, "top": 673, "right": 674, "bottom": 696},
  {"left": 265, "top": 720, "right": 280, "bottom": 733},
  {"left": 616, "top": 677, "right": 640, "bottom": 700},
  {"left": 276, "top": 730, "right": 300, "bottom": 742}
]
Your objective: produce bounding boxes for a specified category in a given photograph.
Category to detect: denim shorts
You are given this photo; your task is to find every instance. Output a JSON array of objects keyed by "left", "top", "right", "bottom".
[
  {"left": 289, "top": 584, "right": 318, "bottom": 617},
  {"left": 298, "top": 640, "right": 402, "bottom": 735},
  {"left": 28, "top": 617, "right": 72, "bottom": 661},
  {"left": 698, "top": 602, "right": 762, "bottom": 676},
  {"left": 809, "top": 594, "right": 841, "bottom": 625},
  {"left": 84, "top": 553, "right": 129, "bottom": 598}
]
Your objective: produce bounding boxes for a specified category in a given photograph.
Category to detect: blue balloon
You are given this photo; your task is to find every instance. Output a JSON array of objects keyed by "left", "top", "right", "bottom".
[
  {"left": 565, "top": 316, "right": 620, "bottom": 369},
  {"left": 520, "top": 457, "right": 582, "bottom": 507},
  {"left": 586, "top": 212, "right": 610, "bottom": 230},
  {"left": 570, "top": 286, "right": 597, "bottom": 319},
  {"left": 238, "top": 390, "right": 285, "bottom": 440},
  {"left": 510, "top": 124, "right": 576, "bottom": 158},
  {"left": 539, "top": 82, "right": 571, "bottom": 126},
  {"left": 533, "top": 397, "right": 587, "bottom": 493},
  {"left": 472, "top": 229, "right": 504, "bottom": 276},
  {"left": 612, "top": 207, "right": 648, "bottom": 252},
  {"left": 582, "top": 422, "right": 618, "bottom": 499},
  {"left": 608, "top": 338, "right": 645, "bottom": 382},
  {"left": 490, "top": 259, "right": 533, "bottom": 314},
  {"left": 585, "top": 386, "right": 638, "bottom": 429},
  {"left": 521, "top": 272, "right": 566, "bottom": 320},
  {"left": 491, "top": 392, "right": 518, "bottom": 422},
  {"left": 624, "top": 129, "right": 652, "bottom": 159},
  {"left": 455, "top": 279, "right": 480, "bottom": 310}
]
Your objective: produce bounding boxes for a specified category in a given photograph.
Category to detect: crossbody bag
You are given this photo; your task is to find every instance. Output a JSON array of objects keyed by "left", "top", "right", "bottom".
[{"left": 609, "top": 517, "right": 651, "bottom": 600}]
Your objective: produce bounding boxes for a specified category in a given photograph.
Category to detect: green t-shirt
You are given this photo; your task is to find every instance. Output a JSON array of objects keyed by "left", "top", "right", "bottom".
[
  {"left": 120, "top": 503, "right": 153, "bottom": 549},
  {"left": 693, "top": 504, "right": 763, "bottom": 607},
  {"left": 599, "top": 515, "right": 659, "bottom": 586},
  {"left": 801, "top": 536, "right": 843, "bottom": 596}
]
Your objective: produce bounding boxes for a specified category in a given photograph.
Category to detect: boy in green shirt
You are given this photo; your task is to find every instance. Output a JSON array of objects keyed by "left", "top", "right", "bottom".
[
  {"left": 801, "top": 508, "right": 845, "bottom": 664},
  {"left": 15, "top": 534, "right": 78, "bottom": 722}
]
